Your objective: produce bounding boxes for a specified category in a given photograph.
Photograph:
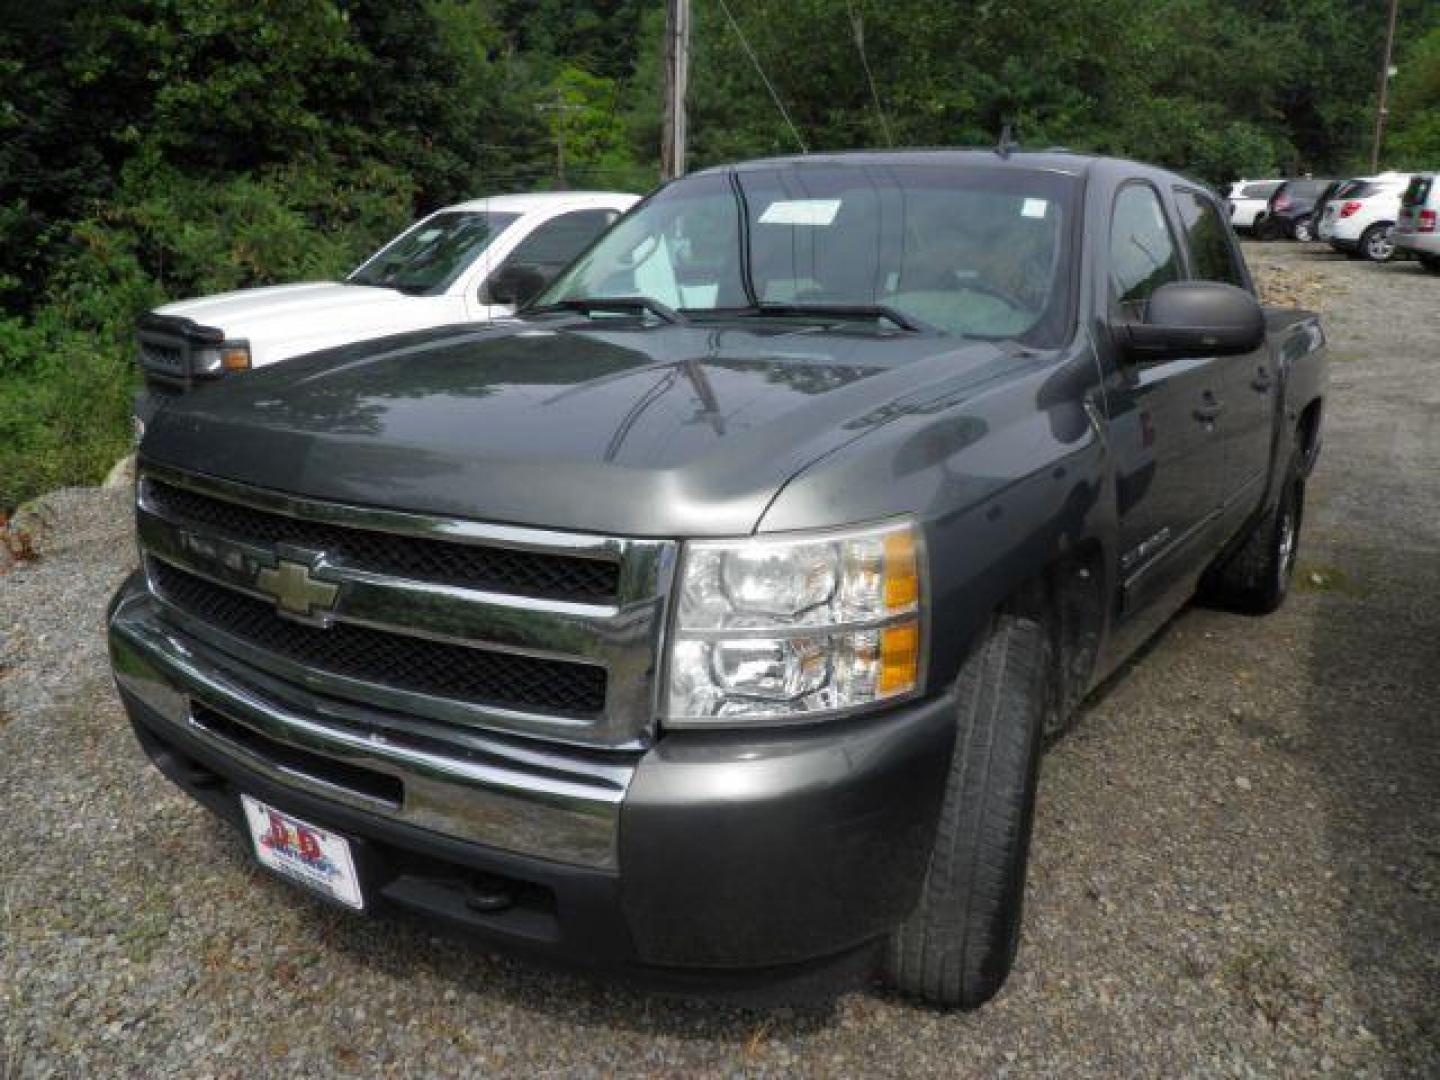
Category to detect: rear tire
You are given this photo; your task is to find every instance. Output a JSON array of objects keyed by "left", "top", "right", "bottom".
[
  {"left": 1360, "top": 222, "right": 1396, "bottom": 262},
  {"left": 1419, "top": 254, "right": 1440, "bottom": 274},
  {"left": 1203, "top": 452, "right": 1304, "bottom": 615},
  {"left": 885, "top": 612, "right": 1050, "bottom": 1009},
  {"left": 1293, "top": 216, "right": 1315, "bottom": 242}
]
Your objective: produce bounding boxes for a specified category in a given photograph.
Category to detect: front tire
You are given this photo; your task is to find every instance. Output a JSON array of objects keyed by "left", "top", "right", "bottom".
[
  {"left": 1361, "top": 222, "right": 1396, "bottom": 262},
  {"left": 885, "top": 612, "right": 1050, "bottom": 1009},
  {"left": 1203, "top": 453, "right": 1304, "bottom": 614}
]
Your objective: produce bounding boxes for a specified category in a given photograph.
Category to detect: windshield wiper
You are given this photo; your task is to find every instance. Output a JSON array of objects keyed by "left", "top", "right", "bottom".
[
  {"left": 710, "top": 302, "right": 932, "bottom": 333},
  {"left": 527, "top": 296, "right": 688, "bottom": 325}
]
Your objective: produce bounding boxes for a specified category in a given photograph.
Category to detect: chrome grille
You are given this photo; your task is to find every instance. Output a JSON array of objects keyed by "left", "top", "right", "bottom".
[
  {"left": 147, "top": 480, "right": 620, "bottom": 603},
  {"left": 150, "top": 560, "right": 608, "bottom": 715},
  {"left": 134, "top": 464, "right": 675, "bottom": 749}
]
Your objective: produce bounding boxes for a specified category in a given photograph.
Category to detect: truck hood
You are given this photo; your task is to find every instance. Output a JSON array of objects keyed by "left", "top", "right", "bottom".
[
  {"left": 142, "top": 319, "right": 1018, "bottom": 537},
  {"left": 156, "top": 283, "right": 461, "bottom": 363},
  {"left": 157, "top": 282, "right": 414, "bottom": 326}
]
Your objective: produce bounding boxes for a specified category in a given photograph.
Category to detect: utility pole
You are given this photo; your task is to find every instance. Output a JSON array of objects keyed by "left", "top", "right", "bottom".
[
  {"left": 1370, "top": 0, "right": 1400, "bottom": 173},
  {"left": 535, "top": 97, "right": 585, "bottom": 187},
  {"left": 661, "top": 0, "right": 690, "bottom": 181}
]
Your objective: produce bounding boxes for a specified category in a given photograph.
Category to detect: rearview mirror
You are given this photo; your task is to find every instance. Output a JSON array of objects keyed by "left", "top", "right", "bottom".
[
  {"left": 484, "top": 264, "right": 549, "bottom": 307},
  {"left": 1121, "top": 281, "right": 1265, "bottom": 362}
]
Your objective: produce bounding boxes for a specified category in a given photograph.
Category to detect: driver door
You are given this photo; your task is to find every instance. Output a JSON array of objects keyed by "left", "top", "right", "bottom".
[{"left": 1103, "top": 182, "right": 1226, "bottom": 617}]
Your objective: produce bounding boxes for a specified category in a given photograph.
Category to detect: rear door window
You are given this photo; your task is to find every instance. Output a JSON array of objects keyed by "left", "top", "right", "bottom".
[
  {"left": 1403, "top": 176, "right": 1434, "bottom": 207},
  {"left": 1174, "top": 189, "right": 1246, "bottom": 289}
]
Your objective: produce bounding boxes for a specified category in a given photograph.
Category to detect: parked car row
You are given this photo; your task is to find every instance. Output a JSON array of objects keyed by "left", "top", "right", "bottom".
[{"left": 1230, "top": 171, "right": 1440, "bottom": 271}]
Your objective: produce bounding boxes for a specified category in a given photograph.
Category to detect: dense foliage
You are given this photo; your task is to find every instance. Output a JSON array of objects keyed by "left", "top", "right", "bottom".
[{"left": 1, "top": 0, "right": 1436, "bottom": 508}]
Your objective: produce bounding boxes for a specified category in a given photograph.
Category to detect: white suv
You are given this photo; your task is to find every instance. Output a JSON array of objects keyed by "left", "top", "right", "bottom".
[
  {"left": 1395, "top": 174, "right": 1440, "bottom": 273},
  {"left": 1316, "top": 173, "right": 1412, "bottom": 262}
]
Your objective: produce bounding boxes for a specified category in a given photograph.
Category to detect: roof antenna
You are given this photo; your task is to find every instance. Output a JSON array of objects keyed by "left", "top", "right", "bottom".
[{"left": 996, "top": 122, "right": 1018, "bottom": 159}]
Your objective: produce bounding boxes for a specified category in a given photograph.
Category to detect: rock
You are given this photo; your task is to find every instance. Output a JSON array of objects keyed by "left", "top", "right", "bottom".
[{"left": 1235, "top": 776, "right": 1253, "bottom": 792}]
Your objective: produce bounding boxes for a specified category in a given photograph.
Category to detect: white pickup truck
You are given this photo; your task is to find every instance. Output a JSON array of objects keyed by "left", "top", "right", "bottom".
[{"left": 133, "top": 190, "right": 638, "bottom": 430}]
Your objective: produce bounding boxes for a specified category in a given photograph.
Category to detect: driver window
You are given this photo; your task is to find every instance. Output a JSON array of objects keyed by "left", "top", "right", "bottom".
[
  {"left": 1109, "top": 184, "right": 1181, "bottom": 317},
  {"left": 486, "top": 209, "right": 619, "bottom": 300}
]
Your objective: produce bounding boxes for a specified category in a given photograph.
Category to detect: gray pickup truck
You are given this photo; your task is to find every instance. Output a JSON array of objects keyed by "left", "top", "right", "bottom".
[{"left": 107, "top": 150, "right": 1326, "bottom": 1008}]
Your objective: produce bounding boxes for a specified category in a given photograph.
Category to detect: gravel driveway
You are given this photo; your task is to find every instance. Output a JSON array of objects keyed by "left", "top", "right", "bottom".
[{"left": 2, "top": 243, "right": 1437, "bottom": 1077}]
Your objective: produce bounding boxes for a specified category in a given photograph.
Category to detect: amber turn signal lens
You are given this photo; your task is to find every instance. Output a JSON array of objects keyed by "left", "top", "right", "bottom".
[
  {"left": 883, "top": 530, "right": 919, "bottom": 611},
  {"left": 221, "top": 346, "right": 251, "bottom": 372},
  {"left": 878, "top": 621, "right": 920, "bottom": 695}
]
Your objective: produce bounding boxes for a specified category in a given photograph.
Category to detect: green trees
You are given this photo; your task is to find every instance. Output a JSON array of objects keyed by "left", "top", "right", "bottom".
[
  {"left": 1, "top": 0, "right": 1435, "bottom": 508},
  {"left": 1388, "top": 25, "right": 1440, "bottom": 168}
]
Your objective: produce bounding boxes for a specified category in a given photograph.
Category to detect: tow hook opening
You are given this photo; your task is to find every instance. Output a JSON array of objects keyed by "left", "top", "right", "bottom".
[{"left": 465, "top": 875, "right": 517, "bottom": 914}]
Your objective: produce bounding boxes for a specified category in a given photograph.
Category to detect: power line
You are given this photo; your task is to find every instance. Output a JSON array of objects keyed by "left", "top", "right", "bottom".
[
  {"left": 714, "top": 0, "right": 808, "bottom": 154},
  {"left": 845, "top": 0, "right": 893, "bottom": 147}
]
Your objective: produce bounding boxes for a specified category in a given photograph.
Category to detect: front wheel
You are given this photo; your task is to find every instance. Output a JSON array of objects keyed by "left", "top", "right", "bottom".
[
  {"left": 1202, "top": 453, "right": 1305, "bottom": 614},
  {"left": 1361, "top": 222, "right": 1397, "bottom": 262},
  {"left": 885, "top": 612, "right": 1050, "bottom": 1009}
]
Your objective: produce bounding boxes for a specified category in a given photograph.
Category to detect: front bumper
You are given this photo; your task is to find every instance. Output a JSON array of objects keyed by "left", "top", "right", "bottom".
[
  {"left": 1395, "top": 230, "right": 1440, "bottom": 257},
  {"left": 108, "top": 574, "right": 954, "bottom": 983}
]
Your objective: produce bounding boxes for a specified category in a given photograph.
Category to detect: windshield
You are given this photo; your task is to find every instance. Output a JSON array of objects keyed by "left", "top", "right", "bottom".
[
  {"left": 349, "top": 210, "right": 520, "bottom": 294},
  {"left": 538, "top": 164, "right": 1080, "bottom": 345}
]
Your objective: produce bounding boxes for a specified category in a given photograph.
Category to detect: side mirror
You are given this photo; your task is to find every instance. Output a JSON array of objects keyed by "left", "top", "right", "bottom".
[
  {"left": 1121, "top": 281, "right": 1265, "bottom": 362},
  {"left": 483, "top": 264, "right": 549, "bottom": 307}
]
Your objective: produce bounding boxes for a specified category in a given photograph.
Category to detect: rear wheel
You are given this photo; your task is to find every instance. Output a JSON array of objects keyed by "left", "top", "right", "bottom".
[
  {"left": 885, "top": 611, "right": 1050, "bottom": 1009},
  {"left": 1361, "top": 222, "right": 1396, "bottom": 262},
  {"left": 1419, "top": 254, "right": 1440, "bottom": 274},
  {"left": 1203, "top": 452, "right": 1304, "bottom": 614},
  {"left": 1293, "top": 216, "right": 1315, "bottom": 242}
]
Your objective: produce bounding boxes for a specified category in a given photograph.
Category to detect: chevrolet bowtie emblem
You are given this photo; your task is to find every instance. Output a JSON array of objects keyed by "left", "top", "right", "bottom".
[{"left": 256, "top": 557, "right": 340, "bottom": 621}]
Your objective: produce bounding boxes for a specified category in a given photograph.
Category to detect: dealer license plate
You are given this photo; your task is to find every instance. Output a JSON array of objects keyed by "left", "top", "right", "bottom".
[{"left": 240, "top": 795, "right": 364, "bottom": 910}]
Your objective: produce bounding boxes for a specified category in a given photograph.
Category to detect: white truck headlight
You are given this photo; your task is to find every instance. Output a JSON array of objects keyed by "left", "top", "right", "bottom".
[
  {"left": 193, "top": 342, "right": 251, "bottom": 375},
  {"left": 664, "top": 522, "right": 924, "bottom": 725}
]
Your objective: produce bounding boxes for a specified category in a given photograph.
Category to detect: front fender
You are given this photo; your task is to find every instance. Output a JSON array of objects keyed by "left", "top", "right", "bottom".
[{"left": 757, "top": 347, "right": 1116, "bottom": 694}]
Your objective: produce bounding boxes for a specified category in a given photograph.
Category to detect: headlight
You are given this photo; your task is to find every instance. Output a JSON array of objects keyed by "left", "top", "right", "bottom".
[
  {"left": 193, "top": 342, "right": 251, "bottom": 375},
  {"left": 664, "top": 521, "right": 924, "bottom": 726}
]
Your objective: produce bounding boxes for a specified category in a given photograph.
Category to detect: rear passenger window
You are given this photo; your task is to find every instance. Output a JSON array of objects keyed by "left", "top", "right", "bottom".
[
  {"left": 1109, "top": 184, "right": 1181, "bottom": 314},
  {"left": 1175, "top": 190, "right": 1246, "bottom": 288}
]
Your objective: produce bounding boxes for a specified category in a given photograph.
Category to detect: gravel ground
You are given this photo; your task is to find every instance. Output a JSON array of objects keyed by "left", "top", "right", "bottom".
[{"left": 2, "top": 242, "right": 1437, "bottom": 1077}]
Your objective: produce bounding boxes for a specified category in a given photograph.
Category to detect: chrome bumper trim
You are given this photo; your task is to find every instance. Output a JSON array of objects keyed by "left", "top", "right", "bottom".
[{"left": 109, "top": 585, "right": 634, "bottom": 869}]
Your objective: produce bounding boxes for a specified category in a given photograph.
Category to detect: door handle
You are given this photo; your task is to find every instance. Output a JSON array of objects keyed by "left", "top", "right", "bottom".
[
  {"left": 1193, "top": 393, "right": 1223, "bottom": 423},
  {"left": 1252, "top": 368, "right": 1274, "bottom": 392}
]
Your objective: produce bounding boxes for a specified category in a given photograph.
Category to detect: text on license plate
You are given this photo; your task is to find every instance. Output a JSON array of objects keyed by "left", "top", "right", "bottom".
[{"left": 241, "top": 795, "right": 364, "bottom": 910}]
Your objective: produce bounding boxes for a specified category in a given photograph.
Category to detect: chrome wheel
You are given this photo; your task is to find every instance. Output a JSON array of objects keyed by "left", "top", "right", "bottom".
[
  {"left": 1364, "top": 225, "right": 1395, "bottom": 262},
  {"left": 1294, "top": 218, "right": 1314, "bottom": 242}
]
